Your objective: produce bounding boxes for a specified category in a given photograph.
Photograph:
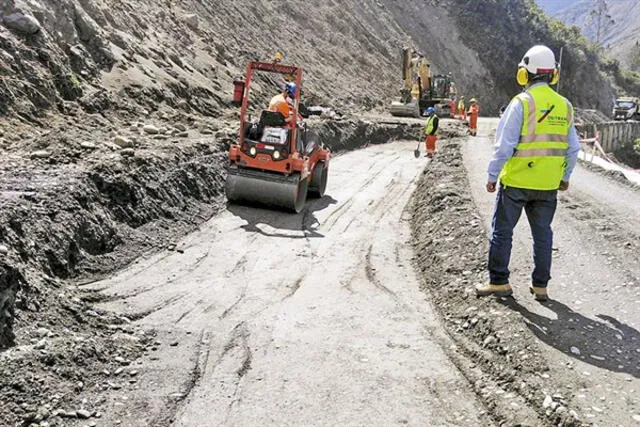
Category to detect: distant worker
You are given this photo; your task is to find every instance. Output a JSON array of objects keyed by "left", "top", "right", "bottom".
[
  {"left": 449, "top": 98, "right": 457, "bottom": 119},
  {"left": 476, "top": 45, "right": 581, "bottom": 301},
  {"left": 268, "top": 82, "right": 297, "bottom": 125},
  {"left": 467, "top": 98, "right": 479, "bottom": 136},
  {"left": 423, "top": 107, "right": 439, "bottom": 157},
  {"left": 449, "top": 80, "right": 457, "bottom": 98},
  {"left": 457, "top": 96, "right": 466, "bottom": 120}
]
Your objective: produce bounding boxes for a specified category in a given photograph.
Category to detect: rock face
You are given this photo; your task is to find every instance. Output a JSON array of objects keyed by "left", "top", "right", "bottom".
[
  {"left": 0, "top": 267, "right": 23, "bottom": 349},
  {"left": 0, "top": 0, "right": 619, "bottom": 120},
  {"left": 445, "top": 0, "right": 617, "bottom": 112},
  {"left": 2, "top": 12, "right": 41, "bottom": 35}
]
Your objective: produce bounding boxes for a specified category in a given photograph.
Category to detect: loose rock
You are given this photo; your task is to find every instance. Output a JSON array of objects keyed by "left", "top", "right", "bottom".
[
  {"left": 76, "top": 409, "right": 91, "bottom": 419},
  {"left": 3, "top": 13, "right": 41, "bottom": 35},
  {"left": 36, "top": 327, "right": 51, "bottom": 338},
  {"left": 80, "top": 141, "right": 97, "bottom": 149},
  {"left": 143, "top": 125, "right": 160, "bottom": 134},
  {"left": 181, "top": 13, "right": 199, "bottom": 31},
  {"left": 114, "top": 136, "right": 133, "bottom": 148},
  {"left": 30, "top": 150, "right": 52, "bottom": 159},
  {"left": 483, "top": 336, "right": 495, "bottom": 347}
]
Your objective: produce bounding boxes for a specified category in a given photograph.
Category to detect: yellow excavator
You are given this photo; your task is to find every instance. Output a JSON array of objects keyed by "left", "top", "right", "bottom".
[{"left": 390, "top": 48, "right": 454, "bottom": 118}]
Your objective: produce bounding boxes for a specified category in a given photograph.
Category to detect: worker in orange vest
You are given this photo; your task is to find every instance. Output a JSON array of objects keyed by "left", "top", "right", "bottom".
[
  {"left": 457, "top": 96, "right": 466, "bottom": 120},
  {"left": 467, "top": 98, "right": 479, "bottom": 136},
  {"left": 449, "top": 98, "right": 456, "bottom": 118},
  {"left": 268, "top": 82, "right": 297, "bottom": 126}
]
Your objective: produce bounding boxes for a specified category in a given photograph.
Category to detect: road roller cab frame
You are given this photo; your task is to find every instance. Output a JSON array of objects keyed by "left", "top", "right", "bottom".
[{"left": 226, "top": 61, "right": 330, "bottom": 213}]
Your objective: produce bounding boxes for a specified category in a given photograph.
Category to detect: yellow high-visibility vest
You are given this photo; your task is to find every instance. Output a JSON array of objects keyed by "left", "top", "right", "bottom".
[
  {"left": 425, "top": 115, "right": 437, "bottom": 135},
  {"left": 500, "top": 84, "right": 571, "bottom": 190}
]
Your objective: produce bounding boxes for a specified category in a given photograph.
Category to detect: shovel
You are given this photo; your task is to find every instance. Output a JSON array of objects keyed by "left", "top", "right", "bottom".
[{"left": 414, "top": 141, "right": 421, "bottom": 158}]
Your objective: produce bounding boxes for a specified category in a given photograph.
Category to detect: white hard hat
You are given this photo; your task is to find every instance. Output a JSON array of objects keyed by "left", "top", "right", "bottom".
[{"left": 519, "top": 45, "right": 556, "bottom": 75}]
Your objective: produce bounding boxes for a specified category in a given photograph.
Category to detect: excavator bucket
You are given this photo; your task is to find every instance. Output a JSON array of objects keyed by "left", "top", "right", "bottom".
[
  {"left": 390, "top": 98, "right": 420, "bottom": 117},
  {"left": 225, "top": 167, "right": 308, "bottom": 213}
]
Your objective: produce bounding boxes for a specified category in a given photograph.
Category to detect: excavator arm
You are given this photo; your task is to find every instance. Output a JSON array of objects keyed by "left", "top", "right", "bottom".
[{"left": 392, "top": 48, "right": 432, "bottom": 117}]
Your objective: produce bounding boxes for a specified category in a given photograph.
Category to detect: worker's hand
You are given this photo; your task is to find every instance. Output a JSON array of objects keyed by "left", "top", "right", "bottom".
[
  {"left": 559, "top": 181, "right": 570, "bottom": 191},
  {"left": 486, "top": 181, "right": 497, "bottom": 193}
]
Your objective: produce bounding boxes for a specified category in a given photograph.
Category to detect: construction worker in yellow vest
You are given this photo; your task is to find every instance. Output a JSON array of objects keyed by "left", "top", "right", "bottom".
[
  {"left": 457, "top": 96, "right": 466, "bottom": 120},
  {"left": 423, "top": 107, "right": 439, "bottom": 157},
  {"left": 476, "top": 45, "right": 580, "bottom": 301}
]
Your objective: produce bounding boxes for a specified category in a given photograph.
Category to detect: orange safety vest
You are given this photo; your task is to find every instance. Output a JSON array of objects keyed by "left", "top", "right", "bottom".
[
  {"left": 268, "top": 93, "right": 292, "bottom": 119},
  {"left": 468, "top": 104, "right": 479, "bottom": 127}
]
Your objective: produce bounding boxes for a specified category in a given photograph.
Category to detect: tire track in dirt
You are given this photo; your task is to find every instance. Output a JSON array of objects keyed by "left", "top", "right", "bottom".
[
  {"left": 364, "top": 244, "right": 399, "bottom": 299},
  {"left": 319, "top": 155, "right": 394, "bottom": 232},
  {"left": 125, "top": 293, "right": 187, "bottom": 321},
  {"left": 280, "top": 275, "right": 305, "bottom": 301},
  {"left": 86, "top": 137, "right": 492, "bottom": 427},
  {"left": 149, "top": 330, "right": 212, "bottom": 427}
]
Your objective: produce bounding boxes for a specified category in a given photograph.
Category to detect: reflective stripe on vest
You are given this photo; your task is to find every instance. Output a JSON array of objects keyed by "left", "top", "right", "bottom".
[
  {"left": 499, "top": 84, "right": 571, "bottom": 190},
  {"left": 513, "top": 148, "right": 568, "bottom": 157}
]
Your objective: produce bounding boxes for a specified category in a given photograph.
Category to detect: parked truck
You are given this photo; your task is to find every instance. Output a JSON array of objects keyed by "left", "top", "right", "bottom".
[{"left": 612, "top": 97, "right": 640, "bottom": 121}]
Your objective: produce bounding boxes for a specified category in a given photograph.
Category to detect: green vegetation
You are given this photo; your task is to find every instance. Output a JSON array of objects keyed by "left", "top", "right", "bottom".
[
  {"left": 629, "top": 41, "right": 640, "bottom": 72},
  {"left": 70, "top": 73, "right": 82, "bottom": 88},
  {"left": 450, "top": 0, "right": 639, "bottom": 112},
  {"left": 605, "top": 59, "right": 640, "bottom": 96},
  {"left": 614, "top": 137, "right": 640, "bottom": 169}
]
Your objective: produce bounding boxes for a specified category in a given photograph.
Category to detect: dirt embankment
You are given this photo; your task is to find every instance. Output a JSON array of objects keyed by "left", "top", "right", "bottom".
[
  {"left": 410, "top": 141, "right": 586, "bottom": 427},
  {"left": 0, "top": 117, "right": 421, "bottom": 426}
]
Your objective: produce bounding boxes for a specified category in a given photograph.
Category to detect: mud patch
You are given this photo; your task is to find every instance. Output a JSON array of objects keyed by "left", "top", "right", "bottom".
[{"left": 410, "top": 140, "right": 586, "bottom": 426}]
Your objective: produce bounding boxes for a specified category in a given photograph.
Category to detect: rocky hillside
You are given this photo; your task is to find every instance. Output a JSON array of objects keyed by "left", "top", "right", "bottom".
[
  {"left": 537, "top": 0, "right": 640, "bottom": 69},
  {"left": 0, "top": 0, "right": 624, "bottom": 120},
  {"left": 450, "top": 0, "right": 621, "bottom": 111},
  {"left": 0, "top": 0, "right": 489, "bottom": 120}
]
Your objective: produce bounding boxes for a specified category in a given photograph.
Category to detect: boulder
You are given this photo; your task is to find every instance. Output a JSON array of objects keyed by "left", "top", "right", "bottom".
[
  {"left": 3, "top": 13, "right": 41, "bottom": 35},
  {"left": 181, "top": 14, "right": 199, "bottom": 31},
  {"left": 114, "top": 135, "right": 133, "bottom": 148}
]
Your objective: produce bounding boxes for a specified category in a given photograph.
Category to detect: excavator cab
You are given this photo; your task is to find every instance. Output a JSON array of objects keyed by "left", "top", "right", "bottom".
[{"left": 431, "top": 75, "right": 449, "bottom": 99}]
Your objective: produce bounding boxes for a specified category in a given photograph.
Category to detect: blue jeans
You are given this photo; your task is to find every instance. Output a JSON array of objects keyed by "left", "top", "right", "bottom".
[{"left": 488, "top": 185, "right": 558, "bottom": 287}]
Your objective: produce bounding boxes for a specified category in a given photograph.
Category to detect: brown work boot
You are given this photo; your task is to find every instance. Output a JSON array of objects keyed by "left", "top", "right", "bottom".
[
  {"left": 475, "top": 283, "right": 513, "bottom": 297},
  {"left": 529, "top": 286, "right": 548, "bottom": 301}
]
